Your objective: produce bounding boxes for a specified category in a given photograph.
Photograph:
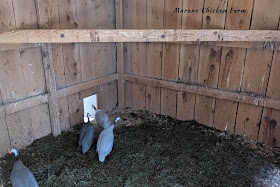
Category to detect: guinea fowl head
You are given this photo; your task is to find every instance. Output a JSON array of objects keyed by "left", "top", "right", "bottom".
[{"left": 8, "top": 148, "right": 18, "bottom": 157}]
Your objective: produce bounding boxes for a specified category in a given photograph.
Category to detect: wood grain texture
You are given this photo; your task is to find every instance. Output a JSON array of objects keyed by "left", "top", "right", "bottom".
[
  {"left": 42, "top": 44, "right": 61, "bottom": 136},
  {"left": 12, "top": 0, "right": 38, "bottom": 29},
  {"left": 146, "top": 85, "right": 161, "bottom": 114},
  {"left": 161, "top": 88, "right": 177, "bottom": 119},
  {"left": 35, "top": 0, "right": 60, "bottom": 29},
  {"left": 195, "top": 0, "right": 227, "bottom": 127},
  {"left": 20, "top": 48, "right": 46, "bottom": 97},
  {"left": 0, "top": 50, "right": 27, "bottom": 103},
  {"left": 58, "top": 96, "right": 70, "bottom": 132},
  {"left": 29, "top": 103, "right": 51, "bottom": 140},
  {"left": 0, "top": 109, "right": 10, "bottom": 157},
  {"left": 177, "top": 91, "right": 195, "bottom": 121},
  {"left": 123, "top": 74, "right": 280, "bottom": 111},
  {"left": 214, "top": 0, "right": 253, "bottom": 133},
  {"left": 235, "top": 0, "right": 280, "bottom": 140},
  {"left": 7, "top": 109, "right": 33, "bottom": 150},
  {"left": 132, "top": 82, "right": 146, "bottom": 110},
  {"left": 97, "top": 81, "right": 118, "bottom": 111},
  {"left": 0, "top": 0, "right": 16, "bottom": 30}
]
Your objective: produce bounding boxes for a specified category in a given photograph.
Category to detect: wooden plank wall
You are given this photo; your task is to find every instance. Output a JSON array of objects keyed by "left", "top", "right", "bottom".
[
  {"left": 123, "top": 0, "right": 280, "bottom": 147},
  {"left": 0, "top": 0, "right": 118, "bottom": 157}
]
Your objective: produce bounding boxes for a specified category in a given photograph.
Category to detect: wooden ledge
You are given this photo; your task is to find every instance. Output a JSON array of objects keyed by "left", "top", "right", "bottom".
[{"left": 0, "top": 29, "right": 279, "bottom": 44}]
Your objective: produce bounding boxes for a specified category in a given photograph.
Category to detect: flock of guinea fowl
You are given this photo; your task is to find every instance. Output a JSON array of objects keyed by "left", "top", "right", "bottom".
[{"left": 8, "top": 105, "right": 121, "bottom": 187}]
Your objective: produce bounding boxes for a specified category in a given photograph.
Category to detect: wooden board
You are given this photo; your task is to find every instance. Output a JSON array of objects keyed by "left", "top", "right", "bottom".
[
  {"left": 259, "top": 50, "right": 280, "bottom": 146},
  {"left": 52, "top": 45, "right": 67, "bottom": 88},
  {"left": 29, "top": 103, "right": 52, "bottom": 140},
  {"left": 92, "top": 0, "right": 108, "bottom": 79},
  {"left": 58, "top": 96, "right": 70, "bottom": 132},
  {"left": 97, "top": 81, "right": 118, "bottom": 111},
  {"left": 195, "top": 46, "right": 222, "bottom": 126},
  {"left": 235, "top": 0, "right": 280, "bottom": 140},
  {"left": 20, "top": 47, "right": 46, "bottom": 97},
  {"left": 161, "top": 88, "right": 177, "bottom": 119},
  {"left": 160, "top": 0, "right": 182, "bottom": 118},
  {"left": 177, "top": 0, "right": 204, "bottom": 121},
  {"left": 123, "top": 74, "right": 280, "bottom": 110},
  {"left": 6, "top": 109, "right": 33, "bottom": 150},
  {"left": 0, "top": 0, "right": 16, "bottom": 30},
  {"left": 213, "top": 0, "right": 254, "bottom": 133},
  {"left": 195, "top": 0, "right": 227, "bottom": 127},
  {"left": 145, "top": 85, "right": 161, "bottom": 114},
  {"left": 131, "top": 82, "right": 146, "bottom": 110},
  {"left": 35, "top": 0, "right": 60, "bottom": 29},
  {"left": 0, "top": 50, "right": 27, "bottom": 103},
  {"left": 123, "top": 0, "right": 133, "bottom": 108},
  {"left": 1, "top": 29, "right": 280, "bottom": 44},
  {"left": 259, "top": 108, "right": 280, "bottom": 147},
  {"left": 12, "top": 0, "right": 38, "bottom": 29},
  {"left": 131, "top": 0, "right": 147, "bottom": 76},
  {"left": 67, "top": 92, "right": 83, "bottom": 128},
  {"left": 235, "top": 104, "right": 262, "bottom": 140},
  {"left": 77, "top": 0, "right": 96, "bottom": 82},
  {"left": 177, "top": 91, "right": 195, "bottom": 121},
  {"left": 0, "top": 109, "right": 10, "bottom": 157}
]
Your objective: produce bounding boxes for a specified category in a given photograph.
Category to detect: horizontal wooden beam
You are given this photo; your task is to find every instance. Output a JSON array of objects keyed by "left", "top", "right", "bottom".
[
  {"left": 0, "top": 43, "right": 39, "bottom": 51},
  {"left": 56, "top": 73, "right": 118, "bottom": 98},
  {"left": 0, "top": 29, "right": 279, "bottom": 44},
  {"left": 0, "top": 94, "right": 49, "bottom": 115},
  {"left": 123, "top": 74, "right": 280, "bottom": 110},
  {"left": 171, "top": 41, "right": 280, "bottom": 50}
]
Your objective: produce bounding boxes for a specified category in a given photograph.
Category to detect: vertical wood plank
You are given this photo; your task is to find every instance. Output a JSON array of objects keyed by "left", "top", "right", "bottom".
[
  {"left": 116, "top": 0, "right": 125, "bottom": 107},
  {"left": 161, "top": 88, "right": 177, "bottom": 119},
  {"left": 58, "top": 97, "right": 71, "bottom": 132},
  {"left": 20, "top": 48, "right": 46, "bottom": 97},
  {"left": 195, "top": 0, "right": 227, "bottom": 127},
  {"left": 0, "top": 0, "right": 16, "bottom": 30},
  {"left": 145, "top": 0, "right": 164, "bottom": 114},
  {"left": 130, "top": 0, "right": 147, "bottom": 110},
  {"left": 195, "top": 45, "right": 222, "bottom": 126},
  {"left": 123, "top": 0, "right": 132, "bottom": 107},
  {"left": 29, "top": 104, "right": 52, "bottom": 140},
  {"left": 235, "top": 0, "right": 280, "bottom": 140},
  {"left": 0, "top": 50, "right": 27, "bottom": 103},
  {"left": 7, "top": 109, "right": 33, "bottom": 150},
  {"left": 35, "top": 0, "right": 60, "bottom": 29},
  {"left": 160, "top": 0, "right": 182, "bottom": 118},
  {"left": 98, "top": 81, "right": 118, "bottom": 111},
  {"left": 12, "top": 0, "right": 38, "bottom": 29},
  {"left": 0, "top": 109, "right": 10, "bottom": 157},
  {"left": 52, "top": 45, "right": 67, "bottom": 89},
  {"left": 42, "top": 44, "right": 61, "bottom": 136},
  {"left": 214, "top": 0, "right": 254, "bottom": 133},
  {"left": 68, "top": 92, "right": 83, "bottom": 127}
]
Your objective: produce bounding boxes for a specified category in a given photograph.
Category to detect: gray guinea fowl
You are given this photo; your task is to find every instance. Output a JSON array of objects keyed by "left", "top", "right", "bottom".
[
  {"left": 97, "top": 117, "right": 121, "bottom": 162},
  {"left": 92, "top": 105, "right": 110, "bottom": 129},
  {"left": 79, "top": 113, "right": 95, "bottom": 154},
  {"left": 9, "top": 148, "right": 39, "bottom": 187}
]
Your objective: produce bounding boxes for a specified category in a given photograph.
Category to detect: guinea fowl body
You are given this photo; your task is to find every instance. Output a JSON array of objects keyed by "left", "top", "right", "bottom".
[
  {"left": 10, "top": 159, "right": 39, "bottom": 187},
  {"left": 79, "top": 118, "right": 94, "bottom": 154},
  {"left": 93, "top": 105, "right": 110, "bottom": 129},
  {"left": 96, "top": 124, "right": 115, "bottom": 162}
]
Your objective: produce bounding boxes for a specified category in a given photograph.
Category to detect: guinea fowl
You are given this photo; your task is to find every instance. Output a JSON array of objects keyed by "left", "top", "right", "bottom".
[
  {"left": 97, "top": 117, "right": 121, "bottom": 162},
  {"left": 79, "top": 113, "right": 95, "bottom": 154},
  {"left": 92, "top": 105, "right": 111, "bottom": 129},
  {"left": 9, "top": 148, "right": 39, "bottom": 187}
]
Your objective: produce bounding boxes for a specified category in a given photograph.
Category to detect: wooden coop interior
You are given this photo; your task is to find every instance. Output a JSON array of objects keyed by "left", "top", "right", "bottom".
[{"left": 0, "top": 0, "right": 280, "bottom": 158}]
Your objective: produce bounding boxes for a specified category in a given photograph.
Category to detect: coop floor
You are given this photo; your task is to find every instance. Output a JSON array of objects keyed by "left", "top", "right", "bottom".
[{"left": 1, "top": 108, "right": 280, "bottom": 186}]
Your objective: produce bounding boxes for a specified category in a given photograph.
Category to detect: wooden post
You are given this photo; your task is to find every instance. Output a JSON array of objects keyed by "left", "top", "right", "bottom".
[
  {"left": 115, "top": 0, "right": 125, "bottom": 107},
  {"left": 41, "top": 44, "right": 61, "bottom": 137}
]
